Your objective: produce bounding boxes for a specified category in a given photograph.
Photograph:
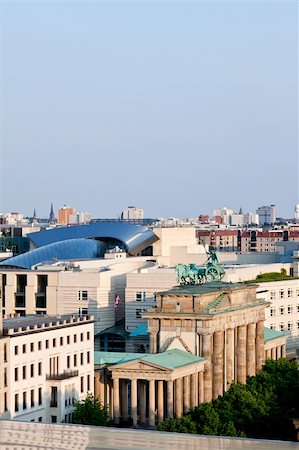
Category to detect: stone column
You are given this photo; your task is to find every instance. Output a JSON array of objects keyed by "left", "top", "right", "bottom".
[
  {"left": 202, "top": 334, "right": 213, "bottom": 402},
  {"left": 131, "top": 378, "right": 137, "bottom": 426},
  {"left": 109, "top": 383, "right": 113, "bottom": 419},
  {"left": 226, "top": 328, "right": 234, "bottom": 388},
  {"left": 121, "top": 379, "right": 128, "bottom": 420},
  {"left": 150, "top": 331, "right": 158, "bottom": 353},
  {"left": 266, "top": 349, "right": 271, "bottom": 360},
  {"left": 237, "top": 325, "right": 247, "bottom": 384},
  {"left": 149, "top": 379, "right": 156, "bottom": 427},
  {"left": 167, "top": 380, "right": 174, "bottom": 418},
  {"left": 99, "top": 375, "right": 105, "bottom": 406},
  {"left": 113, "top": 378, "right": 120, "bottom": 423},
  {"left": 190, "top": 373, "right": 197, "bottom": 408},
  {"left": 139, "top": 381, "right": 146, "bottom": 424},
  {"left": 256, "top": 320, "right": 265, "bottom": 371},
  {"left": 175, "top": 378, "right": 183, "bottom": 418},
  {"left": 213, "top": 331, "right": 224, "bottom": 399},
  {"left": 276, "top": 346, "right": 281, "bottom": 359},
  {"left": 157, "top": 381, "right": 164, "bottom": 423},
  {"left": 282, "top": 344, "right": 286, "bottom": 358},
  {"left": 183, "top": 376, "right": 190, "bottom": 414},
  {"left": 271, "top": 347, "right": 277, "bottom": 360},
  {"left": 198, "top": 371, "right": 204, "bottom": 404},
  {"left": 246, "top": 323, "right": 256, "bottom": 377}
]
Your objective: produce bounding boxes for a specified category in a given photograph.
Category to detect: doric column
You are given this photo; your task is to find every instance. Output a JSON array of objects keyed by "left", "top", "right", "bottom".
[
  {"left": 213, "top": 331, "right": 224, "bottom": 399},
  {"left": 190, "top": 373, "right": 197, "bottom": 408},
  {"left": 131, "top": 378, "right": 137, "bottom": 426},
  {"left": 113, "top": 378, "right": 120, "bottom": 423},
  {"left": 139, "top": 381, "right": 146, "bottom": 423},
  {"left": 109, "top": 383, "right": 113, "bottom": 419},
  {"left": 157, "top": 381, "right": 164, "bottom": 423},
  {"left": 167, "top": 380, "right": 174, "bottom": 418},
  {"left": 246, "top": 323, "right": 256, "bottom": 377},
  {"left": 175, "top": 378, "right": 183, "bottom": 418},
  {"left": 121, "top": 379, "right": 128, "bottom": 420},
  {"left": 150, "top": 331, "right": 158, "bottom": 353},
  {"left": 266, "top": 349, "right": 271, "bottom": 360},
  {"left": 183, "top": 376, "right": 190, "bottom": 414},
  {"left": 198, "top": 371, "right": 204, "bottom": 404},
  {"left": 282, "top": 344, "right": 286, "bottom": 358},
  {"left": 256, "top": 320, "right": 265, "bottom": 371},
  {"left": 149, "top": 379, "right": 156, "bottom": 427},
  {"left": 276, "top": 346, "right": 281, "bottom": 359},
  {"left": 226, "top": 328, "right": 234, "bottom": 388},
  {"left": 237, "top": 325, "right": 247, "bottom": 384},
  {"left": 202, "top": 333, "right": 213, "bottom": 402},
  {"left": 271, "top": 347, "right": 277, "bottom": 360}
]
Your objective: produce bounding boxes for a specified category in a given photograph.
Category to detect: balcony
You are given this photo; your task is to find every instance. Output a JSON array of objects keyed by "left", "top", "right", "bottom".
[{"left": 46, "top": 370, "right": 79, "bottom": 381}]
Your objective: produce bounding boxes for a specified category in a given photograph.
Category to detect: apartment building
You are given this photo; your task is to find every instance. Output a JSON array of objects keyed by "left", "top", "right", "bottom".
[{"left": 0, "top": 314, "right": 94, "bottom": 423}]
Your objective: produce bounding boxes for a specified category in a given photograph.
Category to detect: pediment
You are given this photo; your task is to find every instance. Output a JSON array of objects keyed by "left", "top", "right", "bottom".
[{"left": 112, "top": 359, "right": 169, "bottom": 372}]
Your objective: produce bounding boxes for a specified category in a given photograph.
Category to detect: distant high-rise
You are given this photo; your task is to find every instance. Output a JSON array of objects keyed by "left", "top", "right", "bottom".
[
  {"left": 49, "top": 202, "right": 55, "bottom": 223},
  {"left": 256, "top": 205, "right": 276, "bottom": 225},
  {"left": 121, "top": 206, "right": 144, "bottom": 220},
  {"left": 58, "top": 205, "right": 75, "bottom": 225},
  {"left": 295, "top": 204, "right": 299, "bottom": 221}
]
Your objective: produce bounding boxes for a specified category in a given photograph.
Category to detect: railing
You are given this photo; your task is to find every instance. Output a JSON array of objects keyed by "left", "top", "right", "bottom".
[{"left": 46, "top": 370, "right": 79, "bottom": 381}]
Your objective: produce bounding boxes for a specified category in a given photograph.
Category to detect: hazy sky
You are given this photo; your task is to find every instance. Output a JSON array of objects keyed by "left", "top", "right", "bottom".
[{"left": 0, "top": 1, "right": 298, "bottom": 219}]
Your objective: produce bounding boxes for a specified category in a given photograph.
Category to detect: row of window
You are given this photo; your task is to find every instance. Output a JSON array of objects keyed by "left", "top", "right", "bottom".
[
  {"left": 270, "top": 289, "right": 299, "bottom": 300},
  {"left": 15, "top": 387, "right": 43, "bottom": 412},
  {"left": 67, "top": 351, "right": 91, "bottom": 369},
  {"left": 80, "top": 374, "right": 91, "bottom": 393},
  {"left": 14, "top": 331, "right": 91, "bottom": 355},
  {"left": 15, "top": 362, "right": 42, "bottom": 381},
  {"left": 270, "top": 305, "right": 299, "bottom": 316},
  {"left": 270, "top": 322, "right": 299, "bottom": 332}
]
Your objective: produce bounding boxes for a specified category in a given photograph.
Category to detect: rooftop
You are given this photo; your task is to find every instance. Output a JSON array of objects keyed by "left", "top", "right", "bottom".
[
  {"left": 264, "top": 327, "right": 286, "bottom": 342},
  {"left": 156, "top": 281, "right": 257, "bottom": 296}
]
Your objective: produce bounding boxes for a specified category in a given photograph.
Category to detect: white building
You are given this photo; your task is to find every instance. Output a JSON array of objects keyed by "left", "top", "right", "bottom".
[
  {"left": 0, "top": 314, "right": 94, "bottom": 423},
  {"left": 295, "top": 204, "right": 299, "bottom": 221},
  {"left": 256, "top": 205, "right": 276, "bottom": 225},
  {"left": 121, "top": 206, "right": 144, "bottom": 220}
]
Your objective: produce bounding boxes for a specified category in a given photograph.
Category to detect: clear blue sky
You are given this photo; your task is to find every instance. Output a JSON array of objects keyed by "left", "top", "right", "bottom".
[{"left": 0, "top": 1, "right": 298, "bottom": 219}]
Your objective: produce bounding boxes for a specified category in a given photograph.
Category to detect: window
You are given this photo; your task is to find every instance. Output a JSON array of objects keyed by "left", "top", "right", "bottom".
[
  {"left": 87, "top": 374, "right": 90, "bottom": 391},
  {"left": 280, "top": 323, "right": 284, "bottom": 331},
  {"left": 74, "top": 354, "right": 77, "bottom": 367},
  {"left": 288, "top": 289, "right": 293, "bottom": 298},
  {"left": 23, "top": 392, "right": 27, "bottom": 410},
  {"left": 80, "top": 376, "right": 84, "bottom": 393},
  {"left": 80, "top": 352, "right": 84, "bottom": 365},
  {"left": 270, "top": 308, "right": 275, "bottom": 317},
  {"left": 15, "top": 367, "right": 18, "bottom": 382},
  {"left": 4, "top": 368, "right": 7, "bottom": 386},
  {"left": 15, "top": 274, "right": 27, "bottom": 308},
  {"left": 38, "top": 362, "right": 42, "bottom": 376},
  {"left": 50, "top": 386, "right": 57, "bottom": 407},
  {"left": 38, "top": 417, "right": 42, "bottom": 422},
  {"left": 31, "top": 389, "right": 34, "bottom": 407},
  {"left": 51, "top": 416, "right": 57, "bottom": 423},
  {"left": 78, "top": 290, "right": 88, "bottom": 301},
  {"left": 30, "top": 364, "right": 34, "bottom": 378},
  {"left": 287, "top": 306, "right": 292, "bottom": 314},
  {"left": 280, "top": 290, "right": 284, "bottom": 299},
  {"left": 45, "top": 340, "right": 49, "bottom": 349},
  {"left": 60, "top": 336, "right": 63, "bottom": 346},
  {"left": 78, "top": 308, "right": 88, "bottom": 316},
  {"left": 15, "top": 394, "right": 19, "bottom": 412},
  {"left": 67, "top": 355, "right": 70, "bottom": 369},
  {"left": 22, "top": 365, "right": 26, "bottom": 380},
  {"left": 297, "top": 321, "right": 299, "bottom": 330},
  {"left": 4, "top": 392, "right": 7, "bottom": 412},
  {"left": 14, "top": 345, "right": 18, "bottom": 355},
  {"left": 36, "top": 275, "right": 47, "bottom": 308},
  {"left": 136, "top": 292, "right": 146, "bottom": 302},
  {"left": 74, "top": 334, "right": 77, "bottom": 343},
  {"left": 38, "top": 341, "right": 42, "bottom": 350},
  {"left": 53, "top": 338, "right": 56, "bottom": 347},
  {"left": 38, "top": 388, "right": 42, "bottom": 405},
  {"left": 30, "top": 342, "right": 34, "bottom": 352},
  {"left": 280, "top": 307, "right": 284, "bottom": 315},
  {"left": 80, "top": 333, "right": 84, "bottom": 342},
  {"left": 287, "top": 322, "right": 293, "bottom": 332},
  {"left": 67, "top": 335, "right": 70, "bottom": 344},
  {"left": 87, "top": 331, "right": 90, "bottom": 340},
  {"left": 270, "top": 324, "right": 275, "bottom": 330},
  {"left": 87, "top": 351, "right": 90, "bottom": 364},
  {"left": 22, "top": 344, "right": 26, "bottom": 354},
  {"left": 4, "top": 344, "right": 7, "bottom": 362}
]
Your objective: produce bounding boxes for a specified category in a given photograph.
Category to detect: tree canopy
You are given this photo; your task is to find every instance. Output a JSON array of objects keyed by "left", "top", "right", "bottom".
[
  {"left": 158, "top": 359, "right": 299, "bottom": 441},
  {"left": 72, "top": 394, "right": 108, "bottom": 426}
]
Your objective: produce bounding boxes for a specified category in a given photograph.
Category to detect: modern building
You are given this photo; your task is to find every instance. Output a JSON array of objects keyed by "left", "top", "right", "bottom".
[
  {"left": 295, "top": 204, "right": 299, "bottom": 221},
  {"left": 121, "top": 207, "right": 144, "bottom": 220},
  {"left": 256, "top": 205, "right": 276, "bottom": 225},
  {"left": 57, "top": 206, "right": 76, "bottom": 225},
  {"left": 0, "top": 314, "right": 94, "bottom": 423}
]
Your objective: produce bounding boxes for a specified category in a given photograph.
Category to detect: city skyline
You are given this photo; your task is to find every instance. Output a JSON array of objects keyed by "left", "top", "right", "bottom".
[{"left": 1, "top": 2, "right": 298, "bottom": 218}]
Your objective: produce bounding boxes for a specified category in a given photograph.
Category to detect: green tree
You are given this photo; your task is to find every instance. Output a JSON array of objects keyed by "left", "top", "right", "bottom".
[{"left": 72, "top": 394, "right": 108, "bottom": 426}]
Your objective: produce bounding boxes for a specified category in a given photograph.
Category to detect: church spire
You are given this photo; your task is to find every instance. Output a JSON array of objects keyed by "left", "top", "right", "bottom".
[{"left": 49, "top": 202, "right": 55, "bottom": 222}]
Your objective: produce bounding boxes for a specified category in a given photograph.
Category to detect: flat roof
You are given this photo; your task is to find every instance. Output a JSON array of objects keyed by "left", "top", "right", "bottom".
[
  {"left": 2, "top": 314, "right": 93, "bottom": 334},
  {"left": 157, "top": 281, "right": 257, "bottom": 296}
]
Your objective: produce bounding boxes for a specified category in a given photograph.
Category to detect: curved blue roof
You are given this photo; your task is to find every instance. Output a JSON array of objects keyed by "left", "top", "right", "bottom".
[
  {"left": 0, "top": 239, "right": 103, "bottom": 269},
  {"left": 28, "top": 222, "right": 157, "bottom": 255}
]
